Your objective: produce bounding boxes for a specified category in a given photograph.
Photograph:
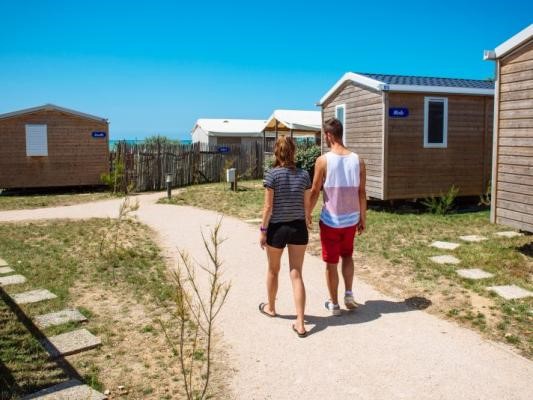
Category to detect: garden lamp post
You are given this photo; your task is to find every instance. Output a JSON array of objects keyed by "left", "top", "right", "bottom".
[{"left": 166, "top": 173, "right": 172, "bottom": 199}]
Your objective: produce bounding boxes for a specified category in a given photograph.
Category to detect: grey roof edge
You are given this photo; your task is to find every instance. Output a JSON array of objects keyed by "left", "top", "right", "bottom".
[
  {"left": 318, "top": 72, "right": 494, "bottom": 105},
  {"left": 0, "top": 104, "right": 108, "bottom": 122}
]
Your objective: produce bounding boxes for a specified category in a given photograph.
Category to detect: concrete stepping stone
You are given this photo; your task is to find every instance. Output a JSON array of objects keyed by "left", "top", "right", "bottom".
[
  {"left": 495, "top": 231, "right": 523, "bottom": 238},
  {"left": 0, "top": 266, "right": 14, "bottom": 274},
  {"left": 43, "top": 328, "right": 101, "bottom": 358},
  {"left": 459, "top": 235, "right": 487, "bottom": 242},
  {"left": 11, "top": 289, "right": 57, "bottom": 305},
  {"left": 23, "top": 379, "right": 107, "bottom": 400},
  {"left": 244, "top": 218, "right": 262, "bottom": 223},
  {"left": 34, "top": 309, "right": 88, "bottom": 328},
  {"left": 487, "top": 285, "right": 533, "bottom": 300},
  {"left": 456, "top": 268, "right": 494, "bottom": 280},
  {"left": 0, "top": 274, "right": 27, "bottom": 286},
  {"left": 430, "top": 241, "right": 460, "bottom": 250},
  {"left": 429, "top": 255, "right": 460, "bottom": 265},
  {"left": 0, "top": 258, "right": 8, "bottom": 267}
]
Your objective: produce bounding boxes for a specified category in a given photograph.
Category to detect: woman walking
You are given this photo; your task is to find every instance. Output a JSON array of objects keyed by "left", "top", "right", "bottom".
[{"left": 259, "top": 136, "right": 311, "bottom": 337}]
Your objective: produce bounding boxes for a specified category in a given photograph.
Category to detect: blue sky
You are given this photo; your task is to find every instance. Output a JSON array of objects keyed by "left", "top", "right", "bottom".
[{"left": 0, "top": 0, "right": 531, "bottom": 140}]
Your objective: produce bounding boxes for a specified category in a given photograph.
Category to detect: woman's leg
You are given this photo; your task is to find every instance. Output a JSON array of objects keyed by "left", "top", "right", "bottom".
[
  {"left": 265, "top": 245, "right": 283, "bottom": 315},
  {"left": 287, "top": 244, "right": 307, "bottom": 333}
]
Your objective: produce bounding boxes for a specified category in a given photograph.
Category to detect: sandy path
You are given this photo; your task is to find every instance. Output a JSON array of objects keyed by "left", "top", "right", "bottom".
[{"left": 0, "top": 193, "right": 531, "bottom": 399}]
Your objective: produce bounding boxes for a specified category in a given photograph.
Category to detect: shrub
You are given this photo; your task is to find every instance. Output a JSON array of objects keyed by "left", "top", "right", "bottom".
[
  {"left": 296, "top": 145, "right": 321, "bottom": 180},
  {"left": 421, "top": 185, "right": 459, "bottom": 215},
  {"left": 101, "top": 161, "right": 126, "bottom": 194}
]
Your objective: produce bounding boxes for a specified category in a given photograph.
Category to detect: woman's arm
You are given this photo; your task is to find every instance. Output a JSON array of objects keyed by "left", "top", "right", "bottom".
[{"left": 260, "top": 188, "right": 274, "bottom": 249}]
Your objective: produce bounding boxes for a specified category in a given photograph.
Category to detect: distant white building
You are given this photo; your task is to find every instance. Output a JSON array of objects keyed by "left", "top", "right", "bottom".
[{"left": 191, "top": 119, "right": 268, "bottom": 145}]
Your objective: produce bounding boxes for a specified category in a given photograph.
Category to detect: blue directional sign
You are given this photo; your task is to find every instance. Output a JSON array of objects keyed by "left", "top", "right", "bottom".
[
  {"left": 389, "top": 108, "right": 409, "bottom": 118},
  {"left": 217, "top": 146, "right": 230, "bottom": 153},
  {"left": 92, "top": 131, "right": 107, "bottom": 138}
]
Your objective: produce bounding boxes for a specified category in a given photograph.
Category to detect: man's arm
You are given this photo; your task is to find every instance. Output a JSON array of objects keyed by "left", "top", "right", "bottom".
[
  {"left": 358, "top": 159, "right": 367, "bottom": 234},
  {"left": 308, "top": 155, "right": 326, "bottom": 224}
]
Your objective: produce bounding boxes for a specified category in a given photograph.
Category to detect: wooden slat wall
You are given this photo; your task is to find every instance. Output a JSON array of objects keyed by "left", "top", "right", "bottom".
[
  {"left": 493, "top": 38, "right": 533, "bottom": 232},
  {"left": 322, "top": 82, "right": 384, "bottom": 199},
  {"left": 386, "top": 93, "right": 493, "bottom": 199},
  {"left": 0, "top": 110, "right": 109, "bottom": 188}
]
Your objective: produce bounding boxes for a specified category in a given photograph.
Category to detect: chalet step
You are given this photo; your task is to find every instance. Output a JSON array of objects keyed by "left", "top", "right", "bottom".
[
  {"left": 22, "top": 379, "right": 106, "bottom": 400},
  {"left": 34, "top": 309, "right": 88, "bottom": 329},
  {"left": 0, "top": 266, "right": 14, "bottom": 274},
  {"left": 0, "top": 258, "right": 8, "bottom": 267},
  {"left": 42, "top": 328, "right": 101, "bottom": 358},
  {"left": 11, "top": 289, "right": 57, "bottom": 305}
]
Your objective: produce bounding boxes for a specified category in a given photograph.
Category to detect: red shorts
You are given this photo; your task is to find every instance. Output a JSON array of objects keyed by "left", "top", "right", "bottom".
[{"left": 319, "top": 221, "right": 357, "bottom": 264}]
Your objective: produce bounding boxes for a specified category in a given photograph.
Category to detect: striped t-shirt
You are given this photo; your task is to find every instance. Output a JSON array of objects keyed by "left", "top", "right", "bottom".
[{"left": 263, "top": 167, "right": 311, "bottom": 223}]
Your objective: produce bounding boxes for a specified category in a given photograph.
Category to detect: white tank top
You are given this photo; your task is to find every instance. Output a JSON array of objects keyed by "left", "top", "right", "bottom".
[{"left": 320, "top": 152, "right": 361, "bottom": 228}]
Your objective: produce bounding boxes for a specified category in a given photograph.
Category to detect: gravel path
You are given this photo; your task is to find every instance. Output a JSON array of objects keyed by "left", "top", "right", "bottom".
[{"left": 1, "top": 193, "right": 531, "bottom": 399}]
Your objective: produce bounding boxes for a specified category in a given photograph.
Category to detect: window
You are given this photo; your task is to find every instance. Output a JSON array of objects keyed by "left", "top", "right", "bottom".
[
  {"left": 25, "top": 124, "right": 48, "bottom": 156},
  {"left": 424, "top": 97, "right": 448, "bottom": 148},
  {"left": 335, "top": 104, "right": 346, "bottom": 145}
]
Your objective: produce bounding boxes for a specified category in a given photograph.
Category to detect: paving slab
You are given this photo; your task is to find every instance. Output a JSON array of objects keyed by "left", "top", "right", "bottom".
[
  {"left": 487, "top": 285, "right": 533, "bottom": 300},
  {"left": 0, "top": 258, "right": 8, "bottom": 267},
  {"left": 43, "top": 328, "right": 101, "bottom": 358},
  {"left": 0, "top": 266, "right": 14, "bottom": 274},
  {"left": 11, "top": 289, "right": 57, "bottom": 305},
  {"left": 429, "top": 255, "right": 460, "bottom": 265},
  {"left": 459, "top": 235, "right": 488, "bottom": 242},
  {"left": 23, "top": 379, "right": 107, "bottom": 400},
  {"left": 430, "top": 241, "right": 460, "bottom": 250},
  {"left": 34, "top": 309, "right": 88, "bottom": 328},
  {"left": 495, "top": 231, "right": 523, "bottom": 238},
  {"left": 456, "top": 268, "right": 494, "bottom": 280},
  {"left": 0, "top": 274, "right": 27, "bottom": 286}
]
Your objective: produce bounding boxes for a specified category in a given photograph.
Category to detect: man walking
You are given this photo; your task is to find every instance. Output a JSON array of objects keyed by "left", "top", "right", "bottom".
[{"left": 309, "top": 118, "right": 366, "bottom": 315}]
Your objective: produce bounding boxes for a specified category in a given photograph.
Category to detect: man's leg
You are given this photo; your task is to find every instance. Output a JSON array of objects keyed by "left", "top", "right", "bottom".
[
  {"left": 325, "top": 262, "right": 340, "bottom": 305},
  {"left": 341, "top": 256, "right": 354, "bottom": 293}
]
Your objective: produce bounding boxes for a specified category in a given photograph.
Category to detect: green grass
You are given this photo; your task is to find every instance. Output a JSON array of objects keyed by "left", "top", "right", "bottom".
[
  {"left": 163, "top": 179, "right": 533, "bottom": 357},
  {"left": 0, "top": 218, "right": 175, "bottom": 399},
  {"left": 0, "top": 192, "right": 116, "bottom": 211}
]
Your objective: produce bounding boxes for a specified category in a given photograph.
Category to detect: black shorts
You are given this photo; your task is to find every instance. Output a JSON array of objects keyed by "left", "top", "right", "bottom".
[{"left": 266, "top": 219, "right": 308, "bottom": 249}]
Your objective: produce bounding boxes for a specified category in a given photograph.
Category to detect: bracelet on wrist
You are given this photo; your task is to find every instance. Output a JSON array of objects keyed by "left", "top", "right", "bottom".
[{"left": 260, "top": 226, "right": 268, "bottom": 232}]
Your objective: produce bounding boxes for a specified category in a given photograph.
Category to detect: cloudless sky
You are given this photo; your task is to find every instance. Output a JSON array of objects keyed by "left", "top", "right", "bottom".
[{"left": 0, "top": 0, "right": 531, "bottom": 140}]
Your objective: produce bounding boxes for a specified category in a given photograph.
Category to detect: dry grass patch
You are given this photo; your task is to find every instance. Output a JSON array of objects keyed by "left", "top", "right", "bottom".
[
  {"left": 0, "top": 192, "right": 115, "bottom": 211},
  {"left": 0, "top": 218, "right": 228, "bottom": 399}
]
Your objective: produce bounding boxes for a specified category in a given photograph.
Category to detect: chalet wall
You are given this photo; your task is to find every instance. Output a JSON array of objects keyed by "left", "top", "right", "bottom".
[
  {"left": 386, "top": 93, "right": 493, "bottom": 199},
  {"left": 493, "top": 39, "right": 533, "bottom": 232},
  {"left": 0, "top": 110, "right": 109, "bottom": 188}
]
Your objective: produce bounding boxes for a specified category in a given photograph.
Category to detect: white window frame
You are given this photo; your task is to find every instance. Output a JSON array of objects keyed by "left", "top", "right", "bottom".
[
  {"left": 423, "top": 97, "right": 448, "bottom": 148},
  {"left": 335, "top": 104, "right": 346, "bottom": 145},
  {"left": 25, "top": 124, "right": 48, "bottom": 156}
]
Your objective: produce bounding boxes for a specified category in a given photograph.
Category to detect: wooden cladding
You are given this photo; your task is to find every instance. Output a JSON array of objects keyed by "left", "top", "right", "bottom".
[{"left": 493, "top": 38, "right": 533, "bottom": 232}]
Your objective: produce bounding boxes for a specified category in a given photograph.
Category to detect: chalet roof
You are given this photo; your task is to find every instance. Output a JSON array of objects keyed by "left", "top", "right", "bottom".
[
  {"left": 193, "top": 118, "right": 267, "bottom": 137},
  {"left": 486, "top": 24, "right": 533, "bottom": 59},
  {"left": 0, "top": 103, "right": 107, "bottom": 122},
  {"left": 319, "top": 72, "right": 494, "bottom": 105},
  {"left": 263, "top": 110, "right": 321, "bottom": 132}
]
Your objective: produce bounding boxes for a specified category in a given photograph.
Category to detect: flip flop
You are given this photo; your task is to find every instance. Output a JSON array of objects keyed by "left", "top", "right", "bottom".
[
  {"left": 292, "top": 324, "right": 308, "bottom": 338},
  {"left": 258, "top": 302, "right": 276, "bottom": 318}
]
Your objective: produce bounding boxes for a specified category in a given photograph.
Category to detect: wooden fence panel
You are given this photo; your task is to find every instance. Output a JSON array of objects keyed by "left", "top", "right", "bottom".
[{"left": 109, "top": 140, "right": 265, "bottom": 192}]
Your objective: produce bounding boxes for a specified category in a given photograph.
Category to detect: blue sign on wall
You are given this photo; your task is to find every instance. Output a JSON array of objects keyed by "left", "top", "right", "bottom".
[
  {"left": 389, "top": 108, "right": 409, "bottom": 118},
  {"left": 217, "top": 146, "right": 230, "bottom": 153},
  {"left": 92, "top": 131, "right": 107, "bottom": 138}
]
